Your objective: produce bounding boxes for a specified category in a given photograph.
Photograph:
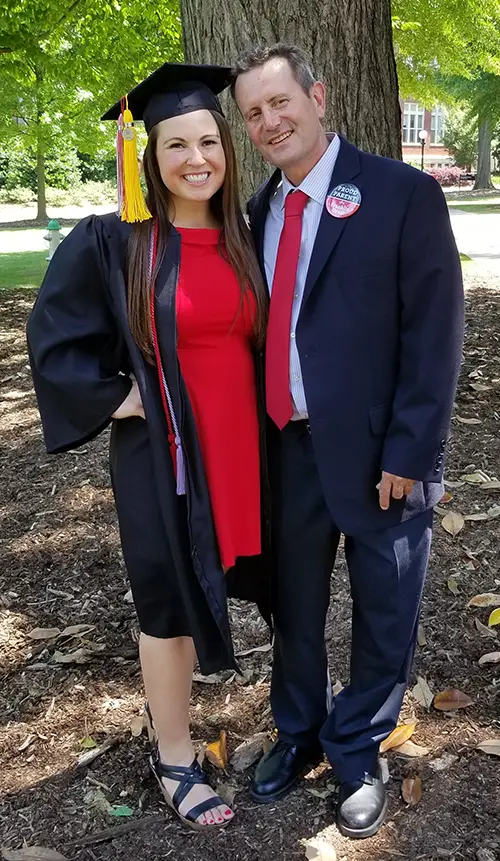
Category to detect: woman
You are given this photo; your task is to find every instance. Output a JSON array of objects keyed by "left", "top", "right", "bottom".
[{"left": 27, "top": 62, "right": 270, "bottom": 830}]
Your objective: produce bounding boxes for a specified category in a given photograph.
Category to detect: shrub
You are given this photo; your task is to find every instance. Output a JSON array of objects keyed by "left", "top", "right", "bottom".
[
  {"left": 78, "top": 180, "right": 116, "bottom": 205},
  {"left": 0, "top": 185, "right": 36, "bottom": 204},
  {"left": 426, "top": 166, "right": 464, "bottom": 187}
]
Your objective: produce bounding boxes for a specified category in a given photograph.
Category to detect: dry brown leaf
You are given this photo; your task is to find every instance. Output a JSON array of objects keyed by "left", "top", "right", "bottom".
[
  {"left": 487, "top": 505, "right": 500, "bottom": 519},
  {"left": 478, "top": 652, "right": 500, "bottom": 666},
  {"left": 468, "top": 593, "right": 500, "bottom": 608},
  {"left": 215, "top": 780, "right": 239, "bottom": 807},
  {"left": 464, "top": 513, "right": 490, "bottom": 522},
  {"left": 440, "top": 491, "right": 453, "bottom": 504},
  {"left": 428, "top": 752, "right": 458, "bottom": 772},
  {"left": 401, "top": 775, "right": 422, "bottom": 806},
  {"left": 59, "top": 624, "right": 95, "bottom": 637},
  {"left": 1, "top": 849, "right": 68, "bottom": 861},
  {"left": 411, "top": 676, "right": 434, "bottom": 710},
  {"left": 395, "top": 740, "right": 430, "bottom": 757},
  {"left": 444, "top": 480, "right": 465, "bottom": 489},
  {"left": 475, "top": 618, "right": 498, "bottom": 639},
  {"left": 417, "top": 625, "right": 427, "bottom": 647},
  {"left": 433, "top": 688, "right": 474, "bottom": 711},
  {"left": 469, "top": 383, "right": 491, "bottom": 392},
  {"left": 479, "top": 481, "right": 500, "bottom": 490},
  {"left": 52, "top": 648, "right": 90, "bottom": 664},
  {"left": 461, "top": 470, "right": 489, "bottom": 482},
  {"left": 129, "top": 715, "right": 145, "bottom": 738},
  {"left": 205, "top": 730, "right": 228, "bottom": 769},
  {"left": 27, "top": 628, "right": 61, "bottom": 640},
  {"left": 235, "top": 643, "right": 272, "bottom": 658},
  {"left": 380, "top": 723, "right": 416, "bottom": 753},
  {"left": 441, "top": 511, "right": 465, "bottom": 536},
  {"left": 476, "top": 739, "right": 500, "bottom": 757},
  {"left": 456, "top": 417, "right": 482, "bottom": 425},
  {"left": 304, "top": 838, "right": 337, "bottom": 861},
  {"left": 489, "top": 608, "right": 500, "bottom": 627},
  {"left": 230, "top": 733, "right": 267, "bottom": 772}
]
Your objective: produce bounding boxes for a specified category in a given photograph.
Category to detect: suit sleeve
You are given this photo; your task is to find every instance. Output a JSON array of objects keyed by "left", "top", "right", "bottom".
[
  {"left": 26, "top": 216, "right": 132, "bottom": 455},
  {"left": 381, "top": 174, "right": 464, "bottom": 483}
]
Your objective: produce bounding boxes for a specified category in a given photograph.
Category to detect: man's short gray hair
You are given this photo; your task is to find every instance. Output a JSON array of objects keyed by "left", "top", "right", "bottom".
[{"left": 230, "top": 43, "right": 316, "bottom": 98}]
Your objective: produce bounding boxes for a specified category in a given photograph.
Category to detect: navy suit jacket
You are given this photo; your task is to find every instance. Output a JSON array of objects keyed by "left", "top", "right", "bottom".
[{"left": 248, "top": 137, "right": 464, "bottom": 534}]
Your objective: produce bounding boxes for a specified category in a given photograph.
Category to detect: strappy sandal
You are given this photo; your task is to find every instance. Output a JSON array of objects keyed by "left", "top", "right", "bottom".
[{"left": 149, "top": 744, "right": 232, "bottom": 830}]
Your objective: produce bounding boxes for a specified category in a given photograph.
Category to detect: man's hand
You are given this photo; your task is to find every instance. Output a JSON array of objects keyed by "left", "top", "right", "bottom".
[
  {"left": 377, "top": 472, "right": 415, "bottom": 510},
  {"left": 111, "top": 379, "right": 145, "bottom": 420}
]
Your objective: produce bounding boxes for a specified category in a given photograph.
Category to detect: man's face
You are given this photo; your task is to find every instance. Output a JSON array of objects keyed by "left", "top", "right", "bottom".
[{"left": 234, "top": 57, "right": 326, "bottom": 179}]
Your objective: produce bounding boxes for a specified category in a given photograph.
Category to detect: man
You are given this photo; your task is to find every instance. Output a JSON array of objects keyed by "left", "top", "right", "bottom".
[{"left": 231, "top": 44, "right": 464, "bottom": 839}]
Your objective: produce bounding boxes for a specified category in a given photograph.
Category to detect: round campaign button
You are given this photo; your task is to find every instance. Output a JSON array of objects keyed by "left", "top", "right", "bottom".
[{"left": 326, "top": 183, "right": 361, "bottom": 218}]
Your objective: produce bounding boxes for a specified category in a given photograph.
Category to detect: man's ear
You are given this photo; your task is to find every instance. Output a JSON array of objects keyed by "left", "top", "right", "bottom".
[{"left": 311, "top": 81, "right": 326, "bottom": 120}]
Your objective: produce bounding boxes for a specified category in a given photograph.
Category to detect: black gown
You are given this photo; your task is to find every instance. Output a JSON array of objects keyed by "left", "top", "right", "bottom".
[{"left": 26, "top": 213, "right": 271, "bottom": 674}]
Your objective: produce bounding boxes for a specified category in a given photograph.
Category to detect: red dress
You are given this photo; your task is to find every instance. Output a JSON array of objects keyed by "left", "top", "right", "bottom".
[{"left": 176, "top": 227, "right": 261, "bottom": 570}]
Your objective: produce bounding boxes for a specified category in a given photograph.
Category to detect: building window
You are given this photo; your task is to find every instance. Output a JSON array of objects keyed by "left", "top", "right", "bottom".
[
  {"left": 403, "top": 102, "right": 425, "bottom": 144},
  {"left": 431, "top": 107, "right": 446, "bottom": 144}
]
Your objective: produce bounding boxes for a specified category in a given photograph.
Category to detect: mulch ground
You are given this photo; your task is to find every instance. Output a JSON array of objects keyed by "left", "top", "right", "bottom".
[{"left": 1, "top": 269, "right": 499, "bottom": 861}]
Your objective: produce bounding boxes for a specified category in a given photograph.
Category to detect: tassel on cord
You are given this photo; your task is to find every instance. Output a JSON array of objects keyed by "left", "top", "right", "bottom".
[
  {"left": 120, "top": 99, "right": 151, "bottom": 223},
  {"left": 115, "top": 112, "right": 124, "bottom": 217}
]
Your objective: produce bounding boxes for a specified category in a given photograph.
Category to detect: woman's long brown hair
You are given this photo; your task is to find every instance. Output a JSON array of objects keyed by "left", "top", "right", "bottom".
[{"left": 127, "top": 110, "right": 267, "bottom": 362}]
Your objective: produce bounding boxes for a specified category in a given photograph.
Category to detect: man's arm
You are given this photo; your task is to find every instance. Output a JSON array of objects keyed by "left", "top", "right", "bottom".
[{"left": 380, "top": 173, "right": 464, "bottom": 488}]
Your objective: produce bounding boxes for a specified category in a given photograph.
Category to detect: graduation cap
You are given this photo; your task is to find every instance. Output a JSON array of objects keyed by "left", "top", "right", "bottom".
[{"left": 102, "top": 62, "right": 232, "bottom": 223}]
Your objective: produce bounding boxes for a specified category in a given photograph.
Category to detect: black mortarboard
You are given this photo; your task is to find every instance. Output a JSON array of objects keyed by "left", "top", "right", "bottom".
[{"left": 101, "top": 62, "right": 232, "bottom": 134}]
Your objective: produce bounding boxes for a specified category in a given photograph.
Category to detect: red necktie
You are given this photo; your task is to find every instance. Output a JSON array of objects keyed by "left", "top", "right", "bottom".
[{"left": 266, "top": 190, "right": 309, "bottom": 429}]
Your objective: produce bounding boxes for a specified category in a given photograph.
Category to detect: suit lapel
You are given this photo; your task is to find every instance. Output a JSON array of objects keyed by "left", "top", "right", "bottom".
[
  {"left": 302, "top": 137, "right": 362, "bottom": 308},
  {"left": 249, "top": 170, "right": 280, "bottom": 279}
]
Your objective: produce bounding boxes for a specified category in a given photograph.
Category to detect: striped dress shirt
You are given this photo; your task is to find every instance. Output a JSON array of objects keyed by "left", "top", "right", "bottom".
[{"left": 263, "top": 134, "right": 340, "bottom": 420}]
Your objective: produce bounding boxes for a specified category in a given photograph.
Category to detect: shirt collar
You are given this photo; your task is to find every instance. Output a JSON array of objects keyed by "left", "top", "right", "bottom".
[{"left": 278, "top": 133, "right": 340, "bottom": 209}]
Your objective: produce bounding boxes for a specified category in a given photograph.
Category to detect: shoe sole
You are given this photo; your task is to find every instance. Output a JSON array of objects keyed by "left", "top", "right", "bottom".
[{"left": 335, "top": 794, "right": 389, "bottom": 839}]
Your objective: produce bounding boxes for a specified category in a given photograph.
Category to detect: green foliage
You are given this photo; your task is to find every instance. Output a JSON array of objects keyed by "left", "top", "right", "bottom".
[{"left": 442, "top": 106, "right": 477, "bottom": 167}]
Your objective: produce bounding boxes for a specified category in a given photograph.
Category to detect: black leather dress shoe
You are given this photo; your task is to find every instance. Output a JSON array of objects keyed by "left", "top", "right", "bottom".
[
  {"left": 336, "top": 771, "right": 388, "bottom": 838},
  {"left": 251, "top": 739, "right": 323, "bottom": 803}
]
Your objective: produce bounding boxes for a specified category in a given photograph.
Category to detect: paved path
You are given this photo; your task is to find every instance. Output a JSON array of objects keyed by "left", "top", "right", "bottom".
[{"left": 448, "top": 207, "right": 500, "bottom": 277}]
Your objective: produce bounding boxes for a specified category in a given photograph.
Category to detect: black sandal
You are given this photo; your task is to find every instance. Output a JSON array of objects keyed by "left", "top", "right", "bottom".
[{"left": 149, "top": 744, "right": 232, "bottom": 830}]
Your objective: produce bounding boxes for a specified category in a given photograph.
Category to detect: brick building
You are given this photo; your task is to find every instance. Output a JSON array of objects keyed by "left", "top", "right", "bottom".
[{"left": 401, "top": 101, "right": 453, "bottom": 168}]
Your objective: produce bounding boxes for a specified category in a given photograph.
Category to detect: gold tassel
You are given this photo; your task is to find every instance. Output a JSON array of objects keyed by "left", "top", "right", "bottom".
[{"left": 121, "top": 104, "right": 151, "bottom": 223}]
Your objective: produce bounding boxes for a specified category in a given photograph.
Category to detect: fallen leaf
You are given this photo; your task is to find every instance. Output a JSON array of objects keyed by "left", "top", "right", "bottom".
[
  {"left": 444, "top": 480, "right": 465, "bottom": 489},
  {"left": 130, "top": 715, "right": 145, "bottom": 738},
  {"left": 476, "top": 739, "right": 500, "bottom": 757},
  {"left": 52, "top": 648, "right": 90, "bottom": 664},
  {"left": 469, "top": 383, "right": 491, "bottom": 392},
  {"left": 230, "top": 733, "right": 267, "bottom": 772},
  {"left": 475, "top": 618, "right": 498, "bottom": 639},
  {"left": 456, "top": 417, "right": 482, "bottom": 425},
  {"left": 447, "top": 576, "right": 459, "bottom": 595},
  {"left": 433, "top": 689, "right": 473, "bottom": 711},
  {"left": 192, "top": 672, "right": 224, "bottom": 684},
  {"left": 479, "top": 481, "right": 500, "bottom": 490},
  {"left": 235, "top": 643, "right": 272, "bottom": 658},
  {"left": 461, "top": 470, "right": 489, "bottom": 482},
  {"left": 59, "top": 624, "right": 95, "bottom": 637},
  {"left": 379, "top": 758, "right": 390, "bottom": 784},
  {"left": 411, "top": 676, "right": 435, "bottom": 710},
  {"left": 395, "top": 740, "right": 430, "bottom": 757},
  {"left": 488, "top": 608, "right": 500, "bottom": 627},
  {"left": 440, "top": 492, "right": 453, "bottom": 504},
  {"left": 380, "top": 723, "right": 416, "bottom": 753},
  {"left": 27, "top": 628, "right": 61, "bottom": 640},
  {"left": 1, "top": 849, "right": 68, "bottom": 861},
  {"left": 469, "top": 593, "right": 500, "bottom": 608},
  {"left": 304, "top": 838, "right": 337, "bottom": 861},
  {"left": 401, "top": 775, "right": 422, "bottom": 806},
  {"left": 78, "top": 737, "right": 97, "bottom": 749},
  {"left": 441, "top": 511, "right": 465, "bottom": 536},
  {"left": 305, "top": 787, "right": 336, "bottom": 799},
  {"left": 205, "top": 730, "right": 228, "bottom": 769},
  {"left": 109, "top": 805, "right": 134, "bottom": 817},
  {"left": 487, "top": 505, "right": 500, "bottom": 519},
  {"left": 17, "top": 735, "right": 34, "bottom": 752},
  {"left": 123, "top": 589, "right": 134, "bottom": 603},
  {"left": 417, "top": 625, "right": 427, "bottom": 647},
  {"left": 428, "top": 752, "right": 458, "bottom": 772},
  {"left": 464, "top": 512, "right": 490, "bottom": 521},
  {"left": 331, "top": 679, "right": 344, "bottom": 697},
  {"left": 215, "top": 780, "right": 239, "bottom": 806},
  {"left": 84, "top": 789, "right": 113, "bottom": 814},
  {"left": 478, "top": 652, "right": 500, "bottom": 666}
]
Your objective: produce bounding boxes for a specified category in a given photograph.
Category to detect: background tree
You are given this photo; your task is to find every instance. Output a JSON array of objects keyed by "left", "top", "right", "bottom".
[
  {"left": 442, "top": 106, "right": 477, "bottom": 169},
  {"left": 0, "top": 0, "right": 182, "bottom": 220},
  {"left": 180, "top": 0, "right": 401, "bottom": 198}
]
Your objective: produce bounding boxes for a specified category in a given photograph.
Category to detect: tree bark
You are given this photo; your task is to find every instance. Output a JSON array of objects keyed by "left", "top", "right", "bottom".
[
  {"left": 35, "top": 64, "right": 48, "bottom": 221},
  {"left": 474, "top": 118, "right": 494, "bottom": 190},
  {"left": 180, "top": 0, "right": 401, "bottom": 199}
]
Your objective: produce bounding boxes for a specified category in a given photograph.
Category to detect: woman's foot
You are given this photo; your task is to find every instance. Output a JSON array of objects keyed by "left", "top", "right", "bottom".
[{"left": 151, "top": 744, "right": 234, "bottom": 828}]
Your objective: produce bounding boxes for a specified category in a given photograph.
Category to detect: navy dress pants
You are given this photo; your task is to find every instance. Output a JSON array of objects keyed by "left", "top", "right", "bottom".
[{"left": 270, "top": 420, "right": 433, "bottom": 783}]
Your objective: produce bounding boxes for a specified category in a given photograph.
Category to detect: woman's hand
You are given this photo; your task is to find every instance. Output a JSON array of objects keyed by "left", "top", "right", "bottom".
[{"left": 111, "top": 379, "right": 145, "bottom": 420}]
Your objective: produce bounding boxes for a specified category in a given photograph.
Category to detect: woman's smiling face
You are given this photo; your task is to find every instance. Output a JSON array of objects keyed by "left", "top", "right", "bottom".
[{"left": 155, "top": 109, "right": 226, "bottom": 203}]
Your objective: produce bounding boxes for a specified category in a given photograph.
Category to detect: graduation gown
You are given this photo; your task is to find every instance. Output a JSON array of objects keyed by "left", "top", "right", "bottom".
[{"left": 26, "top": 212, "right": 271, "bottom": 674}]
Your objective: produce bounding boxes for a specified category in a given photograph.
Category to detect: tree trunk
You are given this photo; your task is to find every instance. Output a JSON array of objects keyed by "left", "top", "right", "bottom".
[
  {"left": 474, "top": 119, "right": 494, "bottom": 190},
  {"left": 35, "top": 65, "right": 48, "bottom": 221},
  {"left": 180, "top": 0, "right": 401, "bottom": 199}
]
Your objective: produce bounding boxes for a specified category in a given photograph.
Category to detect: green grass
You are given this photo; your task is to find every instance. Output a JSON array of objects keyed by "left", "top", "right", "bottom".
[
  {"left": 460, "top": 252, "right": 477, "bottom": 271},
  {"left": 0, "top": 250, "right": 47, "bottom": 289},
  {"left": 448, "top": 200, "right": 500, "bottom": 214}
]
